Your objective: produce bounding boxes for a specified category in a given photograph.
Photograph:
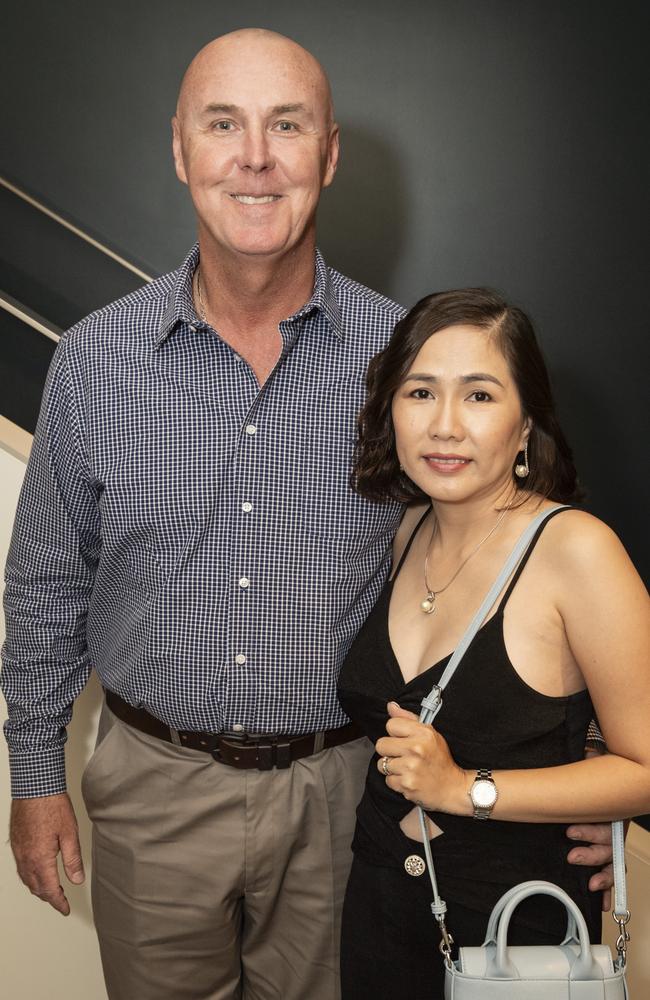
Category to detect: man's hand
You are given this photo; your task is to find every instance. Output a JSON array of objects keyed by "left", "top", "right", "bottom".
[
  {"left": 10, "top": 792, "right": 85, "bottom": 916},
  {"left": 566, "top": 822, "right": 615, "bottom": 911}
]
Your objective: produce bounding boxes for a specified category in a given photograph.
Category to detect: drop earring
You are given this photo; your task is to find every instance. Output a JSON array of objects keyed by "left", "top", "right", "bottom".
[{"left": 515, "top": 442, "right": 529, "bottom": 479}]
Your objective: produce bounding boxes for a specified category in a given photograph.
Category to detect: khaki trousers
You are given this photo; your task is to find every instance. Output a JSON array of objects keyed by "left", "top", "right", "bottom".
[{"left": 82, "top": 705, "right": 372, "bottom": 1000}]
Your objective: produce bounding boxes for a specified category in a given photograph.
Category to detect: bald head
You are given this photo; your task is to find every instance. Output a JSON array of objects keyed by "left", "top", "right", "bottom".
[
  {"left": 171, "top": 27, "right": 339, "bottom": 266},
  {"left": 176, "top": 28, "right": 334, "bottom": 127}
]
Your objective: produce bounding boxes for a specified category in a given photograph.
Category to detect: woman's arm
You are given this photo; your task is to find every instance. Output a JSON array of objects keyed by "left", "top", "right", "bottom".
[{"left": 377, "top": 513, "right": 650, "bottom": 823}]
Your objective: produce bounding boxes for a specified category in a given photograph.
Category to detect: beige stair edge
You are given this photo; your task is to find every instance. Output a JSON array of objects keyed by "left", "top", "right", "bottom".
[{"left": 0, "top": 416, "right": 32, "bottom": 462}]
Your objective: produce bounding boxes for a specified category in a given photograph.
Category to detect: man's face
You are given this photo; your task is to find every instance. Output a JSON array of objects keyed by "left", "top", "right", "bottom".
[{"left": 173, "top": 35, "right": 339, "bottom": 262}]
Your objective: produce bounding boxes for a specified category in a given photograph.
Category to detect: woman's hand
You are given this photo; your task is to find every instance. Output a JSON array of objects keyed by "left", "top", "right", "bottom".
[{"left": 375, "top": 701, "right": 469, "bottom": 814}]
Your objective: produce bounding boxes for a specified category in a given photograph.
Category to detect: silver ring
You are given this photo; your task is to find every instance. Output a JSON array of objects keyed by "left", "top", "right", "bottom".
[{"left": 381, "top": 755, "right": 392, "bottom": 777}]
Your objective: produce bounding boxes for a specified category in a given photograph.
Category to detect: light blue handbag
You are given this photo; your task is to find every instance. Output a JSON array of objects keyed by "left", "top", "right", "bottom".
[{"left": 413, "top": 507, "right": 630, "bottom": 999}]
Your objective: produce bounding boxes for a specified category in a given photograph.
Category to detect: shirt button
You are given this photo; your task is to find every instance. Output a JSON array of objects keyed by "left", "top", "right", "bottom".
[
  {"left": 232, "top": 723, "right": 244, "bottom": 732},
  {"left": 242, "top": 502, "right": 253, "bottom": 513},
  {"left": 245, "top": 424, "right": 257, "bottom": 435},
  {"left": 239, "top": 577, "right": 250, "bottom": 589},
  {"left": 235, "top": 653, "right": 246, "bottom": 665}
]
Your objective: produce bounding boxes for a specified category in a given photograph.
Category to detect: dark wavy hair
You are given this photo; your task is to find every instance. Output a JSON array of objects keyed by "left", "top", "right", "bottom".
[{"left": 353, "top": 288, "right": 583, "bottom": 504}]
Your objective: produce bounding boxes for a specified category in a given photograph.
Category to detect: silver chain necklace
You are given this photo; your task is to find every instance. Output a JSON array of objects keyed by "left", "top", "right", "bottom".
[{"left": 421, "top": 502, "right": 513, "bottom": 615}]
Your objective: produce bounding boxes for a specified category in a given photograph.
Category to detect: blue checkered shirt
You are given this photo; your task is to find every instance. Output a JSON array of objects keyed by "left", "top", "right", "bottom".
[{"left": 2, "top": 246, "right": 405, "bottom": 797}]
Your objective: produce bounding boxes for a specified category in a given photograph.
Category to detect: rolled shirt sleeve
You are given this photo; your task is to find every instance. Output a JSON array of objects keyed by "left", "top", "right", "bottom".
[{"left": 2, "top": 335, "right": 101, "bottom": 797}]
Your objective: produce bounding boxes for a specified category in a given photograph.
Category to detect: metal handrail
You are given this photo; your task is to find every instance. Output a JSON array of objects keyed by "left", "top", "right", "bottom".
[
  {"left": 0, "top": 291, "right": 61, "bottom": 343},
  {"left": 0, "top": 175, "right": 153, "bottom": 283}
]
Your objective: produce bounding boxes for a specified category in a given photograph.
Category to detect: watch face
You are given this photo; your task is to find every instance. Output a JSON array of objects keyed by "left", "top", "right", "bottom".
[{"left": 472, "top": 779, "right": 497, "bottom": 808}]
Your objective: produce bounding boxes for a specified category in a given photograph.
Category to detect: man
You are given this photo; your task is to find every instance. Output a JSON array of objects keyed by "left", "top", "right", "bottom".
[{"left": 2, "top": 28, "right": 613, "bottom": 1000}]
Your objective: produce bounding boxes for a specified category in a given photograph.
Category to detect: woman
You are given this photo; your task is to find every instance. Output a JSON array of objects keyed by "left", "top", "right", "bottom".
[{"left": 338, "top": 288, "right": 650, "bottom": 998}]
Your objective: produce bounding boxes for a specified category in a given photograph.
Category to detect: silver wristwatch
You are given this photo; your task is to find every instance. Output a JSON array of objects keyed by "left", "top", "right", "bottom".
[{"left": 469, "top": 768, "right": 498, "bottom": 820}]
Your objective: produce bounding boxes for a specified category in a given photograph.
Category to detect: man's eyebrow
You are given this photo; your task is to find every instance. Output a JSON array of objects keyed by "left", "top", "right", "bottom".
[
  {"left": 270, "top": 103, "right": 309, "bottom": 115},
  {"left": 203, "top": 102, "right": 241, "bottom": 114},
  {"left": 201, "top": 103, "right": 241, "bottom": 116},
  {"left": 402, "top": 372, "right": 505, "bottom": 387}
]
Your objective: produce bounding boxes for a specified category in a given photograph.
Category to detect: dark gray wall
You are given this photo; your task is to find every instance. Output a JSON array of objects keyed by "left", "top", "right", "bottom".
[{"left": 1, "top": 0, "right": 648, "bottom": 576}]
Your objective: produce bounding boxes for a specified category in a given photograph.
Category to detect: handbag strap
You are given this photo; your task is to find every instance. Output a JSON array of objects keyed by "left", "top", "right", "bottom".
[{"left": 412, "top": 505, "right": 629, "bottom": 969}]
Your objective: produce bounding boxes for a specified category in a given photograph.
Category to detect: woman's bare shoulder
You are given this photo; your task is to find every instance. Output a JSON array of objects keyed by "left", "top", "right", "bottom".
[
  {"left": 543, "top": 507, "right": 626, "bottom": 561},
  {"left": 540, "top": 507, "right": 642, "bottom": 587}
]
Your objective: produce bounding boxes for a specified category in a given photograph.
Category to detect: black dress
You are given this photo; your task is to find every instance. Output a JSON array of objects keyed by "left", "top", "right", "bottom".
[{"left": 338, "top": 507, "right": 602, "bottom": 999}]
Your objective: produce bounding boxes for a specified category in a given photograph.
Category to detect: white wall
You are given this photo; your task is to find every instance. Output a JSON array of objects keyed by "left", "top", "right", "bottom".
[{"left": 1, "top": 428, "right": 648, "bottom": 996}]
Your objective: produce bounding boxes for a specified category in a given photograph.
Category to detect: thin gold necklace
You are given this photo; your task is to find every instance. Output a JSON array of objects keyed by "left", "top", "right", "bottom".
[
  {"left": 421, "top": 501, "right": 513, "bottom": 615},
  {"left": 195, "top": 266, "right": 207, "bottom": 322}
]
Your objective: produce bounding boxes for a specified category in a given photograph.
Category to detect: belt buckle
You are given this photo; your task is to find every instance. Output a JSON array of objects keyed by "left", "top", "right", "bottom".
[
  {"left": 219, "top": 730, "right": 292, "bottom": 770},
  {"left": 211, "top": 729, "right": 247, "bottom": 766}
]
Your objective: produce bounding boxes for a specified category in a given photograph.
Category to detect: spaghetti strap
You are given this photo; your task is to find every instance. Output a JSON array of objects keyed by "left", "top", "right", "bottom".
[
  {"left": 494, "top": 505, "right": 574, "bottom": 615},
  {"left": 391, "top": 506, "right": 432, "bottom": 581}
]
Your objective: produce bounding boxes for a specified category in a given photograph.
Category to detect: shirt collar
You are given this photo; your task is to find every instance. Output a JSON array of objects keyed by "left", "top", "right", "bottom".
[
  {"left": 156, "top": 244, "right": 201, "bottom": 347},
  {"left": 284, "top": 248, "right": 343, "bottom": 340},
  {"left": 155, "top": 244, "right": 343, "bottom": 348}
]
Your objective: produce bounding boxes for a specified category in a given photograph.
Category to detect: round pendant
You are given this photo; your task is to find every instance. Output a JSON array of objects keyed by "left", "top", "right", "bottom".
[{"left": 420, "top": 596, "right": 436, "bottom": 615}]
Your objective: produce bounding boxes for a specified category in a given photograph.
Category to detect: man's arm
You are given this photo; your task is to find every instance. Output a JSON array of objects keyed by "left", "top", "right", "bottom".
[
  {"left": 567, "top": 822, "right": 615, "bottom": 910},
  {"left": 2, "top": 336, "right": 100, "bottom": 911}
]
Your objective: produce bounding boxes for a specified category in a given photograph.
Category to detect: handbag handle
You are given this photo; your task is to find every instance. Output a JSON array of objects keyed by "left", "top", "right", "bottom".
[
  {"left": 483, "top": 880, "right": 579, "bottom": 947},
  {"left": 413, "top": 506, "right": 629, "bottom": 969},
  {"left": 485, "top": 880, "right": 602, "bottom": 980}
]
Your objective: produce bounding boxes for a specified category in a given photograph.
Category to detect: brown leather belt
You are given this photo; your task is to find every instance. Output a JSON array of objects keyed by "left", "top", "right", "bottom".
[{"left": 105, "top": 690, "right": 363, "bottom": 770}]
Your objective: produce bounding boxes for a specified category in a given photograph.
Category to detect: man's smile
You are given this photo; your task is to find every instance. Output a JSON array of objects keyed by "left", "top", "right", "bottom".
[{"left": 230, "top": 193, "right": 282, "bottom": 204}]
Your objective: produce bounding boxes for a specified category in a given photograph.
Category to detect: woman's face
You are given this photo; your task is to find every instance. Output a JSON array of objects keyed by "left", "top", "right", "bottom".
[{"left": 391, "top": 324, "right": 530, "bottom": 505}]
